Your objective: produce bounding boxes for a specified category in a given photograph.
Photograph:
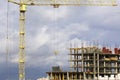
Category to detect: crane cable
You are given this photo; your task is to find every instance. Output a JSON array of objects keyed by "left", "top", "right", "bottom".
[
  {"left": 53, "top": 8, "right": 59, "bottom": 55},
  {"left": 6, "top": 0, "right": 10, "bottom": 79},
  {"left": 51, "top": 8, "right": 60, "bottom": 66}
]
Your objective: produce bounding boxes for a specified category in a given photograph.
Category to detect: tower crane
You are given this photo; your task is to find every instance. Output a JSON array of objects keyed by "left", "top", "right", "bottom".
[{"left": 8, "top": 0, "right": 117, "bottom": 80}]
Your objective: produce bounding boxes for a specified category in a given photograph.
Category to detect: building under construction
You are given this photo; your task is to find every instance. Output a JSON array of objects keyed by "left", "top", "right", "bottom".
[{"left": 46, "top": 46, "right": 120, "bottom": 80}]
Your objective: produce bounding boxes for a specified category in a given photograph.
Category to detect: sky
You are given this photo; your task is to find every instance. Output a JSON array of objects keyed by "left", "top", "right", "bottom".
[{"left": 0, "top": 0, "right": 120, "bottom": 80}]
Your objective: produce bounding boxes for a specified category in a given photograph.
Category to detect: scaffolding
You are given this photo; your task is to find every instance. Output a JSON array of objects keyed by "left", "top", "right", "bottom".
[{"left": 47, "top": 46, "right": 120, "bottom": 80}]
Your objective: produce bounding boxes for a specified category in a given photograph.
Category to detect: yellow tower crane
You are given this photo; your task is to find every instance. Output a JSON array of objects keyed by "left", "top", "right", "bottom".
[{"left": 8, "top": 0, "right": 117, "bottom": 80}]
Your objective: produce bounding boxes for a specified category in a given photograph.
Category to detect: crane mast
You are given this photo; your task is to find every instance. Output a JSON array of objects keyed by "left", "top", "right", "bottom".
[
  {"left": 8, "top": 0, "right": 117, "bottom": 80},
  {"left": 19, "top": 2, "right": 26, "bottom": 80}
]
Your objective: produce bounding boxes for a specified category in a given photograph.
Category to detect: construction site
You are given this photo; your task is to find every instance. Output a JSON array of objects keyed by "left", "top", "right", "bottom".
[
  {"left": 46, "top": 46, "right": 120, "bottom": 80},
  {"left": 1, "top": 0, "right": 120, "bottom": 80}
]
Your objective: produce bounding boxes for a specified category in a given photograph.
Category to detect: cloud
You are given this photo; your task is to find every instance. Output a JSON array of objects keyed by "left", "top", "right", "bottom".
[
  {"left": 23, "top": 21, "right": 90, "bottom": 68},
  {"left": 26, "top": 26, "right": 50, "bottom": 52},
  {"left": 65, "top": 23, "right": 89, "bottom": 34},
  {"left": 1, "top": 0, "right": 120, "bottom": 80},
  {"left": 41, "top": 7, "right": 68, "bottom": 21}
]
